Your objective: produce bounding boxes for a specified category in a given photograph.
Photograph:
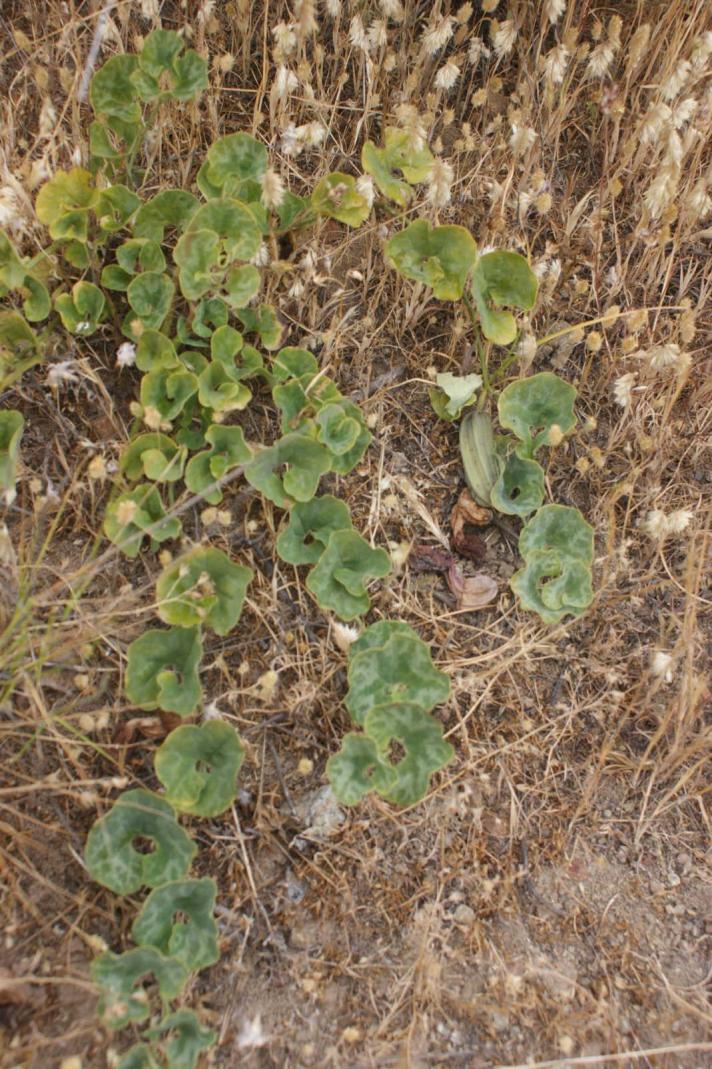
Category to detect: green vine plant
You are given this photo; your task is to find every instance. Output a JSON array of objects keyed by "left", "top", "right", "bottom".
[
  {"left": 366, "top": 134, "right": 595, "bottom": 625},
  {"left": 0, "top": 30, "right": 595, "bottom": 1068}
]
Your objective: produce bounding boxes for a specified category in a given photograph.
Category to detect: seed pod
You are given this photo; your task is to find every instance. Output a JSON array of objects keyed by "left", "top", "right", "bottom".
[{"left": 459, "top": 411, "right": 501, "bottom": 506}]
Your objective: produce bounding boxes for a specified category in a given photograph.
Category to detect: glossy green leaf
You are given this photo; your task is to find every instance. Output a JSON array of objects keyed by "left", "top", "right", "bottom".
[
  {"left": 361, "top": 128, "right": 434, "bottom": 206},
  {"left": 276, "top": 495, "right": 353, "bottom": 565},
  {"left": 498, "top": 372, "right": 577, "bottom": 454},
  {"left": 90, "top": 54, "right": 141, "bottom": 126},
  {"left": 101, "top": 264, "right": 132, "bottom": 291},
  {"left": 236, "top": 303, "right": 283, "bottom": 350},
  {"left": 131, "top": 29, "right": 208, "bottom": 102},
  {"left": 147, "top": 1010, "right": 216, "bottom": 1069},
  {"left": 85, "top": 789, "right": 196, "bottom": 894},
  {"left": 35, "top": 168, "right": 97, "bottom": 241},
  {"left": 490, "top": 446, "right": 545, "bottom": 517},
  {"left": 345, "top": 631, "right": 450, "bottom": 725},
  {"left": 127, "top": 272, "right": 175, "bottom": 330},
  {"left": 136, "top": 330, "right": 180, "bottom": 372},
  {"left": 386, "top": 220, "right": 477, "bottom": 300},
  {"left": 125, "top": 626, "right": 202, "bottom": 716},
  {"left": 430, "top": 371, "right": 482, "bottom": 421},
  {"left": 154, "top": 721, "right": 245, "bottom": 817},
  {"left": 326, "top": 733, "right": 397, "bottom": 806},
  {"left": 140, "top": 366, "right": 199, "bottom": 424},
  {"left": 184, "top": 424, "right": 250, "bottom": 504},
  {"left": 244, "top": 433, "right": 331, "bottom": 507},
  {"left": 104, "top": 486, "right": 182, "bottom": 557},
  {"left": 54, "top": 280, "right": 105, "bottom": 334},
  {"left": 200, "top": 133, "right": 268, "bottom": 200},
  {"left": 306, "top": 529, "right": 391, "bottom": 620},
  {"left": 91, "top": 946, "right": 188, "bottom": 1030},
  {"left": 132, "top": 877, "right": 218, "bottom": 970},
  {"left": 133, "top": 190, "right": 200, "bottom": 242},
  {"left": 120, "top": 433, "right": 187, "bottom": 483},
  {"left": 312, "top": 173, "right": 371, "bottom": 226},
  {"left": 364, "top": 701, "right": 454, "bottom": 806},
  {"left": 471, "top": 250, "right": 538, "bottom": 345},
  {"left": 0, "top": 410, "right": 24, "bottom": 495},
  {"left": 156, "top": 546, "right": 252, "bottom": 635}
]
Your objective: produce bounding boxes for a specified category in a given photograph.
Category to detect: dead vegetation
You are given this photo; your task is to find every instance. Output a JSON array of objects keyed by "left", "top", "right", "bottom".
[{"left": 0, "top": 1, "right": 710, "bottom": 1066}]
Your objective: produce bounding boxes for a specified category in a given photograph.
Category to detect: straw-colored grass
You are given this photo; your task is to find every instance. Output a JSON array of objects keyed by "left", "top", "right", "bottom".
[{"left": 0, "top": 2, "right": 710, "bottom": 1067}]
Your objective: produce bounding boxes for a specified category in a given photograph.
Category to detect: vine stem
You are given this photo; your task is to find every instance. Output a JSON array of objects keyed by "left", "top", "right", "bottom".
[{"left": 462, "top": 292, "right": 490, "bottom": 410}]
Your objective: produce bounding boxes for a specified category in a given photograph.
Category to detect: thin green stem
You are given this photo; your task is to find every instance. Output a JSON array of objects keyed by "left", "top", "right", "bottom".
[{"left": 462, "top": 292, "right": 490, "bottom": 410}]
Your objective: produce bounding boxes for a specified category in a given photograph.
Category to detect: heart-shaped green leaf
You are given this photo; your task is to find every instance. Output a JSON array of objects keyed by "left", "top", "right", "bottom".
[
  {"left": 54, "top": 281, "right": 105, "bottom": 335},
  {"left": 430, "top": 371, "right": 482, "bottom": 421},
  {"left": 276, "top": 495, "right": 353, "bottom": 565},
  {"left": 185, "top": 199, "right": 262, "bottom": 262},
  {"left": 497, "top": 372, "right": 577, "bottom": 454},
  {"left": 0, "top": 312, "right": 40, "bottom": 388},
  {"left": 363, "top": 701, "right": 454, "bottom": 806},
  {"left": 306, "top": 529, "right": 391, "bottom": 620},
  {"left": 91, "top": 946, "right": 188, "bottom": 1030},
  {"left": 315, "top": 403, "right": 361, "bottom": 455},
  {"left": 386, "top": 220, "right": 477, "bottom": 300},
  {"left": 200, "top": 133, "right": 268, "bottom": 200},
  {"left": 349, "top": 620, "right": 418, "bottom": 660},
  {"left": 133, "top": 190, "right": 199, "bottom": 242},
  {"left": 311, "top": 173, "right": 371, "bottom": 226},
  {"left": 345, "top": 630, "right": 450, "bottom": 725},
  {"left": 490, "top": 446, "right": 545, "bottom": 517},
  {"left": 131, "top": 29, "right": 208, "bottom": 102},
  {"left": 115, "top": 238, "right": 167, "bottom": 275},
  {"left": 236, "top": 303, "right": 283, "bottom": 350},
  {"left": 244, "top": 433, "right": 331, "bottom": 507},
  {"left": 361, "top": 128, "right": 434, "bottom": 206},
  {"left": 156, "top": 547, "right": 252, "bottom": 635},
  {"left": 154, "top": 720, "right": 245, "bottom": 817},
  {"left": 135, "top": 330, "right": 180, "bottom": 372},
  {"left": 272, "top": 347, "right": 319, "bottom": 382},
  {"left": 326, "top": 733, "right": 397, "bottom": 806},
  {"left": 126, "top": 271, "right": 175, "bottom": 332},
  {"left": 147, "top": 1010, "right": 217, "bottom": 1069},
  {"left": 35, "top": 168, "right": 97, "bottom": 241},
  {"left": 90, "top": 54, "right": 141, "bottom": 127},
  {"left": 132, "top": 877, "right": 219, "bottom": 970},
  {"left": 0, "top": 235, "right": 49, "bottom": 322},
  {"left": 140, "top": 366, "right": 198, "bottom": 424},
  {"left": 96, "top": 184, "right": 141, "bottom": 233},
  {"left": 120, "top": 433, "right": 187, "bottom": 483},
  {"left": 471, "top": 250, "right": 538, "bottom": 345},
  {"left": 173, "top": 229, "right": 220, "bottom": 301},
  {"left": 103, "top": 486, "right": 182, "bottom": 558},
  {"left": 184, "top": 424, "right": 250, "bottom": 504},
  {"left": 511, "top": 504, "right": 594, "bottom": 624},
  {"left": 0, "top": 232, "right": 28, "bottom": 291},
  {"left": 0, "top": 410, "right": 24, "bottom": 495},
  {"left": 224, "top": 263, "right": 261, "bottom": 307},
  {"left": 85, "top": 789, "right": 196, "bottom": 894},
  {"left": 125, "top": 626, "right": 202, "bottom": 715}
]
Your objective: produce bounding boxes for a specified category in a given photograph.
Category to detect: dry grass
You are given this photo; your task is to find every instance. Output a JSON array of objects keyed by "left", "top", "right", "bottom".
[{"left": 0, "top": 1, "right": 711, "bottom": 1067}]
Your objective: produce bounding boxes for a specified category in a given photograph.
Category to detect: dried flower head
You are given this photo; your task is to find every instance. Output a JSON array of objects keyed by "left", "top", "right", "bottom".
[
  {"left": 426, "top": 158, "right": 454, "bottom": 209},
  {"left": 643, "top": 508, "right": 693, "bottom": 539},
  {"left": 435, "top": 60, "right": 460, "bottom": 91},
  {"left": 544, "top": 0, "right": 566, "bottom": 24},
  {"left": 492, "top": 19, "right": 517, "bottom": 57},
  {"left": 421, "top": 16, "right": 454, "bottom": 56},
  {"left": 613, "top": 372, "right": 636, "bottom": 407}
]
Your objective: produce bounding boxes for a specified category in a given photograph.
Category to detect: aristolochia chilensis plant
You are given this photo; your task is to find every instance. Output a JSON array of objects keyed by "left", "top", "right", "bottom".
[{"left": 0, "top": 29, "right": 593, "bottom": 1068}]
